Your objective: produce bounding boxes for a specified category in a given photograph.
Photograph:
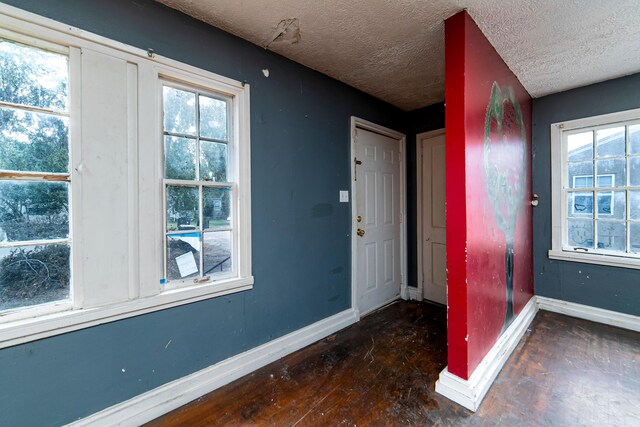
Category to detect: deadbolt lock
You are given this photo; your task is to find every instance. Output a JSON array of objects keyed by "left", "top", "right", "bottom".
[
  {"left": 357, "top": 228, "right": 365, "bottom": 237},
  {"left": 357, "top": 215, "right": 362, "bottom": 222}
]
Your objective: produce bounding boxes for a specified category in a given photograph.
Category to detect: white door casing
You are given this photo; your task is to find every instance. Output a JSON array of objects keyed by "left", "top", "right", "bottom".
[
  {"left": 351, "top": 118, "right": 406, "bottom": 316},
  {"left": 418, "top": 131, "right": 447, "bottom": 305}
]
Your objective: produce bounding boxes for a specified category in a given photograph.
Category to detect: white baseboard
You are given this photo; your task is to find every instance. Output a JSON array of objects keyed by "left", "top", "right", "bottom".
[
  {"left": 536, "top": 296, "right": 640, "bottom": 332},
  {"left": 435, "top": 297, "right": 538, "bottom": 412},
  {"left": 406, "top": 286, "right": 422, "bottom": 301},
  {"left": 67, "top": 308, "right": 358, "bottom": 426}
]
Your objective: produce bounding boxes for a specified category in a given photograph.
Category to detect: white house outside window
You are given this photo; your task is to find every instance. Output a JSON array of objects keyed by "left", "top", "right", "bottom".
[{"left": 550, "top": 109, "right": 640, "bottom": 269}]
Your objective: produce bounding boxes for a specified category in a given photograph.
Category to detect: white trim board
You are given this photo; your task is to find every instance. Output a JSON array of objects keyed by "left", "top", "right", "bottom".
[
  {"left": 406, "top": 286, "right": 422, "bottom": 301},
  {"left": 435, "top": 295, "right": 639, "bottom": 412},
  {"left": 537, "top": 296, "right": 640, "bottom": 332},
  {"left": 435, "top": 297, "right": 538, "bottom": 412},
  {"left": 67, "top": 308, "right": 358, "bottom": 426}
]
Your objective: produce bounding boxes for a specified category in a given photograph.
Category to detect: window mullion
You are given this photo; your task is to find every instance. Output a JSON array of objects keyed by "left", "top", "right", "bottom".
[
  {"left": 626, "top": 124, "right": 631, "bottom": 254},
  {"left": 199, "top": 183, "right": 204, "bottom": 277},
  {"left": 196, "top": 94, "right": 201, "bottom": 181},
  {"left": 592, "top": 131, "right": 597, "bottom": 251}
]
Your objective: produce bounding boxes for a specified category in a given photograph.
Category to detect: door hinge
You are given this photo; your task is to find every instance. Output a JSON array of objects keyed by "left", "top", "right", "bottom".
[{"left": 399, "top": 213, "right": 403, "bottom": 223}]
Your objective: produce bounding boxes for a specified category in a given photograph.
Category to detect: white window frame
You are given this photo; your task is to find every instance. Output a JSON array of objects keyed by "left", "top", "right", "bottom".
[
  {"left": 0, "top": 30, "right": 80, "bottom": 323},
  {"left": 550, "top": 108, "right": 640, "bottom": 269},
  {"left": 0, "top": 3, "right": 252, "bottom": 349},
  {"left": 160, "top": 78, "right": 240, "bottom": 287}
]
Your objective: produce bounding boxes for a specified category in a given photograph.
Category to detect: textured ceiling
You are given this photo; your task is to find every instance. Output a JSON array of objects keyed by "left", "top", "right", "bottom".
[{"left": 156, "top": 0, "right": 640, "bottom": 111}]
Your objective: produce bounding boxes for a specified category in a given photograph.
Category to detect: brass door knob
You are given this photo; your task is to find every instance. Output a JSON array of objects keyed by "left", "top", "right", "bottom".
[{"left": 357, "top": 228, "right": 365, "bottom": 237}]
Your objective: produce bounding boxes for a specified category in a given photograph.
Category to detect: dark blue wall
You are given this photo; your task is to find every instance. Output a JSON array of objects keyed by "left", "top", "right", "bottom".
[
  {"left": 406, "top": 104, "right": 446, "bottom": 288},
  {"left": 0, "top": 1, "right": 408, "bottom": 425},
  {"left": 533, "top": 73, "right": 640, "bottom": 316}
]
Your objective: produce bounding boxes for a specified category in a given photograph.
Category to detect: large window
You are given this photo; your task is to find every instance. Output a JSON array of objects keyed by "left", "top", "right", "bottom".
[
  {"left": 0, "top": 38, "right": 71, "bottom": 313},
  {"left": 0, "top": 7, "right": 252, "bottom": 349},
  {"left": 550, "top": 109, "right": 640, "bottom": 268},
  {"left": 162, "top": 82, "right": 235, "bottom": 284}
]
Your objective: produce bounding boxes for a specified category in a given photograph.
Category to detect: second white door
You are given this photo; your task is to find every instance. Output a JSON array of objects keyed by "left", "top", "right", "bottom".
[
  {"left": 421, "top": 133, "right": 447, "bottom": 305},
  {"left": 355, "top": 127, "right": 402, "bottom": 315}
]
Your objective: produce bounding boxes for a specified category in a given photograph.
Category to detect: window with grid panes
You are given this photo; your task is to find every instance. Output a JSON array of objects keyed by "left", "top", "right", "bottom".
[
  {"left": 162, "top": 82, "right": 235, "bottom": 284},
  {"left": 551, "top": 111, "right": 640, "bottom": 267},
  {"left": 0, "top": 38, "right": 71, "bottom": 313}
]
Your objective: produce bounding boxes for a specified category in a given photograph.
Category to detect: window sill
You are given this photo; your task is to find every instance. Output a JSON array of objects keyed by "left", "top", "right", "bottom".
[
  {"left": 0, "top": 276, "right": 253, "bottom": 349},
  {"left": 548, "top": 249, "right": 640, "bottom": 270}
]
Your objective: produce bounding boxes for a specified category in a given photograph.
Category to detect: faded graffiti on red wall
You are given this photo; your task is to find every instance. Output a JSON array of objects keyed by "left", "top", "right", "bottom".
[{"left": 483, "top": 82, "right": 527, "bottom": 332}]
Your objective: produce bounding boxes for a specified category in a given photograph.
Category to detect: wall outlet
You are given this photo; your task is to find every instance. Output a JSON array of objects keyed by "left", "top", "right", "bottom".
[{"left": 339, "top": 191, "right": 349, "bottom": 203}]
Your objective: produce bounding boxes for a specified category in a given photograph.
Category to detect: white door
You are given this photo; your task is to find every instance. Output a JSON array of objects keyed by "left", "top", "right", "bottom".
[
  {"left": 355, "top": 127, "right": 401, "bottom": 315},
  {"left": 421, "top": 134, "right": 447, "bottom": 305}
]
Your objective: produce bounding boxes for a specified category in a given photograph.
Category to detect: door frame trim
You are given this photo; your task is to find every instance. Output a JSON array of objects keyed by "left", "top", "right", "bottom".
[
  {"left": 416, "top": 128, "right": 445, "bottom": 303},
  {"left": 350, "top": 117, "right": 407, "bottom": 318}
]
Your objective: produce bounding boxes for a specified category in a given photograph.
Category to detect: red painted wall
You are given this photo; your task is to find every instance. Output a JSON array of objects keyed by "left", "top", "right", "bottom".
[{"left": 445, "top": 11, "right": 534, "bottom": 380}]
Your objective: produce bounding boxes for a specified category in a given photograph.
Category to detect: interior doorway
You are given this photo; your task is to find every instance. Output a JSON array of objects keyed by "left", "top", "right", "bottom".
[
  {"left": 350, "top": 117, "right": 407, "bottom": 317},
  {"left": 416, "top": 129, "right": 447, "bottom": 305}
]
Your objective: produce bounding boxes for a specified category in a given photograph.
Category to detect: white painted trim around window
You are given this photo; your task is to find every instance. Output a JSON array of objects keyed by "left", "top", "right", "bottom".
[
  {"left": 0, "top": 277, "right": 254, "bottom": 348},
  {"left": 550, "top": 107, "right": 640, "bottom": 269},
  {"left": 0, "top": 3, "right": 253, "bottom": 348}
]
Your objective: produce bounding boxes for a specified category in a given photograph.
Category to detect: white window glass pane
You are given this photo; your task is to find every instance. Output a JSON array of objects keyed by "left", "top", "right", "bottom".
[
  {"left": 166, "top": 233, "right": 200, "bottom": 280},
  {"left": 596, "top": 175, "right": 613, "bottom": 187},
  {"left": 596, "top": 221, "right": 626, "bottom": 252},
  {"left": 203, "top": 231, "right": 232, "bottom": 278},
  {"left": 568, "top": 162, "right": 593, "bottom": 189},
  {"left": 630, "top": 223, "right": 640, "bottom": 254},
  {"left": 164, "top": 136, "right": 196, "bottom": 180},
  {"left": 630, "top": 191, "right": 640, "bottom": 220},
  {"left": 595, "top": 191, "right": 624, "bottom": 220},
  {"left": 0, "top": 39, "right": 68, "bottom": 112},
  {"left": 0, "top": 107, "right": 69, "bottom": 173},
  {"left": 629, "top": 157, "right": 640, "bottom": 187},
  {"left": 203, "top": 187, "right": 230, "bottom": 230},
  {"left": 567, "top": 219, "right": 593, "bottom": 248},
  {"left": 573, "top": 176, "right": 592, "bottom": 188},
  {"left": 567, "top": 131, "right": 593, "bottom": 162},
  {"left": 163, "top": 86, "right": 196, "bottom": 135},
  {"left": 166, "top": 186, "right": 199, "bottom": 232},
  {"left": 630, "top": 125, "right": 640, "bottom": 155},
  {"left": 199, "top": 95, "right": 227, "bottom": 141},
  {"left": 596, "top": 159, "right": 625, "bottom": 187},
  {"left": 0, "top": 181, "right": 69, "bottom": 241},
  {"left": 596, "top": 126, "right": 625, "bottom": 158},
  {"left": 568, "top": 192, "right": 593, "bottom": 218},
  {"left": 200, "top": 141, "right": 227, "bottom": 182},
  {"left": 0, "top": 244, "right": 70, "bottom": 312}
]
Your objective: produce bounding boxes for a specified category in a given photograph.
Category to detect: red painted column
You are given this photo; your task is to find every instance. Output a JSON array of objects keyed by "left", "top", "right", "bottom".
[
  {"left": 445, "top": 11, "right": 534, "bottom": 380},
  {"left": 444, "top": 11, "right": 469, "bottom": 379}
]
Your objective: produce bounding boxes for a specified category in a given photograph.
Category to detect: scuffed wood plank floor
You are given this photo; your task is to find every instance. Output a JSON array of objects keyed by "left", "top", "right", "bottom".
[{"left": 147, "top": 301, "right": 640, "bottom": 426}]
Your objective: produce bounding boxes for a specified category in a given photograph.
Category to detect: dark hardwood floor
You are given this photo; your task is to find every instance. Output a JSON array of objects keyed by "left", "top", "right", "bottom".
[{"left": 148, "top": 301, "right": 640, "bottom": 426}]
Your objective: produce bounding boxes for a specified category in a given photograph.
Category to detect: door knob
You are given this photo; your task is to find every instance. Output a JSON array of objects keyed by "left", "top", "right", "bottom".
[{"left": 357, "top": 228, "right": 365, "bottom": 237}]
